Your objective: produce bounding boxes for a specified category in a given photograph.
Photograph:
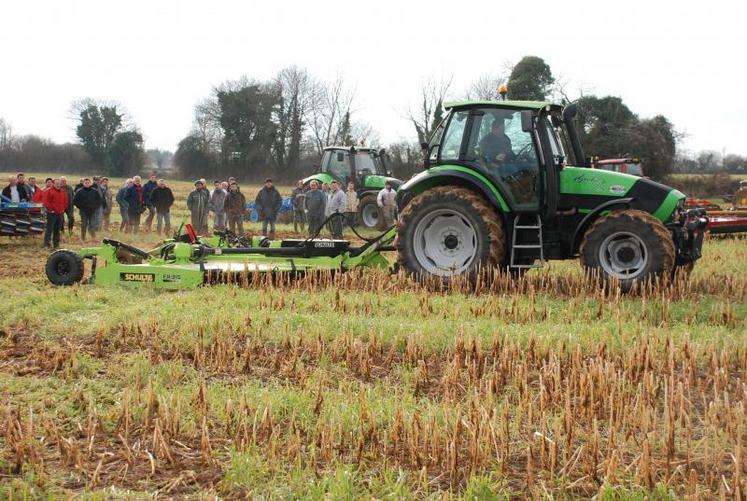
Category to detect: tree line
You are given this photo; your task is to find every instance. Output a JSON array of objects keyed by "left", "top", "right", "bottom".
[{"left": 1, "top": 56, "right": 743, "bottom": 182}]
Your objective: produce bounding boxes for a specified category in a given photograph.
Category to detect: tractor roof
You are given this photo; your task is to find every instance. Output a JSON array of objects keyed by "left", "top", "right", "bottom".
[
  {"left": 323, "top": 146, "right": 379, "bottom": 153},
  {"left": 444, "top": 100, "right": 555, "bottom": 111}
]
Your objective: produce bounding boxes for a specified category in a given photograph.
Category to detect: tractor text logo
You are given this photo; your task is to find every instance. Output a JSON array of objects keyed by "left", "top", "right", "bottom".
[
  {"left": 573, "top": 174, "right": 607, "bottom": 193},
  {"left": 120, "top": 273, "right": 155, "bottom": 282}
]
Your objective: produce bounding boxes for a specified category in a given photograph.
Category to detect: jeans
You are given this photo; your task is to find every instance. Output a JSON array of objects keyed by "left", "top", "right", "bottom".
[
  {"left": 144, "top": 205, "right": 155, "bottom": 228},
  {"left": 128, "top": 212, "right": 141, "bottom": 233},
  {"left": 228, "top": 214, "right": 244, "bottom": 235},
  {"left": 44, "top": 212, "right": 63, "bottom": 247},
  {"left": 330, "top": 214, "right": 343, "bottom": 239},
  {"left": 308, "top": 215, "right": 323, "bottom": 237},
  {"left": 119, "top": 208, "right": 129, "bottom": 231},
  {"left": 94, "top": 207, "right": 104, "bottom": 231},
  {"left": 79, "top": 210, "right": 96, "bottom": 240},
  {"left": 214, "top": 212, "right": 227, "bottom": 230},
  {"left": 156, "top": 209, "right": 171, "bottom": 233},
  {"left": 261, "top": 218, "right": 276, "bottom": 235},
  {"left": 64, "top": 207, "right": 75, "bottom": 232}
]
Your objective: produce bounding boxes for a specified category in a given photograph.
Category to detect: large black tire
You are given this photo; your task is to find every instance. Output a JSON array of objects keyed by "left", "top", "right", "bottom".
[
  {"left": 358, "top": 194, "right": 381, "bottom": 229},
  {"left": 580, "top": 209, "right": 675, "bottom": 292},
  {"left": 397, "top": 186, "right": 505, "bottom": 280},
  {"left": 46, "top": 250, "right": 84, "bottom": 286}
]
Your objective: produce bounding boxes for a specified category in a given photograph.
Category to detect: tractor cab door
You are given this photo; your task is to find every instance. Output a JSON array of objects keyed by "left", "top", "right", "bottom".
[{"left": 440, "top": 108, "right": 543, "bottom": 212}]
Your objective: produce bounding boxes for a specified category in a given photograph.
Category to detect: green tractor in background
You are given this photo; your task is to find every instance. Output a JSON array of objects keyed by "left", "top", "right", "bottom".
[
  {"left": 395, "top": 100, "right": 706, "bottom": 291},
  {"left": 302, "top": 146, "right": 402, "bottom": 228}
]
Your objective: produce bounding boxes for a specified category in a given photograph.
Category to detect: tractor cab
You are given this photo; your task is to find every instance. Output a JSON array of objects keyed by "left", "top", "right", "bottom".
[{"left": 593, "top": 157, "right": 644, "bottom": 177}]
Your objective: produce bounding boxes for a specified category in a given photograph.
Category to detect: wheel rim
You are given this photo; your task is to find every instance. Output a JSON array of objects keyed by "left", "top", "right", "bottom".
[
  {"left": 55, "top": 259, "right": 71, "bottom": 277},
  {"left": 361, "top": 203, "right": 379, "bottom": 228},
  {"left": 597, "top": 231, "right": 648, "bottom": 280},
  {"left": 412, "top": 208, "right": 478, "bottom": 276}
]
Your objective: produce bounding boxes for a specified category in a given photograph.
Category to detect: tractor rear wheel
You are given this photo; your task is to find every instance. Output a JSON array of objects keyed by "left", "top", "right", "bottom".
[
  {"left": 46, "top": 250, "right": 85, "bottom": 286},
  {"left": 397, "top": 186, "right": 505, "bottom": 280},
  {"left": 358, "top": 194, "right": 380, "bottom": 229},
  {"left": 580, "top": 209, "right": 675, "bottom": 292}
]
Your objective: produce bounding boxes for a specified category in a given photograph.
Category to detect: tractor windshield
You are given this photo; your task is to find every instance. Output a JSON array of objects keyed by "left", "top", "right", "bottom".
[{"left": 355, "top": 151, "right": 386, "bottom": 177}]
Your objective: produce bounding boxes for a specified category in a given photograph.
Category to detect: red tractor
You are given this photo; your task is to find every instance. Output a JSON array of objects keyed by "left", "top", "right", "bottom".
[{"left": 592, "top": 157, "right": 644, "bottom": 177}]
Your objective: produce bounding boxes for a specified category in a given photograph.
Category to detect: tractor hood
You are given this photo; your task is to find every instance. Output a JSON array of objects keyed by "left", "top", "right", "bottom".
[
  {"left": 559, "top": 166, "right": 685, "bottom": 222},
  {"left": 363, "top": 175, "right": 402, "bottom": 191},
  {"left": 301, "top": 172, "right": 335, "bottom": 187}
]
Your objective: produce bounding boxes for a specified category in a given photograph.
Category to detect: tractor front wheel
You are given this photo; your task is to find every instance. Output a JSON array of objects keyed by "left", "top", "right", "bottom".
[
  {"left": 358, "top": 194, "right": 380, "bottom": 229},
  {"left": 397, "top": 186, "right": 505, "bottom": 280},
  {"left": 580, "top": 209, "right": 675, "bottom": 292},
  {"left": 46, "top": 250, "right": 85, "bottom": 286}
]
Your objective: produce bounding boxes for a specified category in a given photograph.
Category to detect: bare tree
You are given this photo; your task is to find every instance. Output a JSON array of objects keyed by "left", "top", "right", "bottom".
[
  {"left": 406, "top": 75, "right": 453, "bottom": 145},
  {"left": 464, "top": 73, "right": 506, "bottom": 100},
  {"left": 193, "top": 97, "right": 223, "bottom": 152},
  {"left": 307, "top": 75, "right": 356, "bottom": 156},
  {"left": 274, "top": 66, "right": 315, "bottom": 170},
  {"left": 0, "top": 118, "right": 14, "bottom": 151}
]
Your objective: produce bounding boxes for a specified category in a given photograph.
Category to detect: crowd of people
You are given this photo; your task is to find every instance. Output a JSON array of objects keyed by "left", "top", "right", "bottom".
[{"left": 2, "top": 171, "right": 400, "bottom": 249}]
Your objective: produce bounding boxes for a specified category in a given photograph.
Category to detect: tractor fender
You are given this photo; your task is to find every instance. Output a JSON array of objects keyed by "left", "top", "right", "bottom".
[
  {"left": 396, "top": 169, "right": 510, "bottom": 218},
  {"left": 570, "top": 197, "right": 634, "bottom": 254}
]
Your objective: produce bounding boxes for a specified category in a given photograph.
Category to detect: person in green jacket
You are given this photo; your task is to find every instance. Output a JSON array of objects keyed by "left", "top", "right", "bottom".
[{"left": 186, "top": 179, "right": 210, "bottom": 234}]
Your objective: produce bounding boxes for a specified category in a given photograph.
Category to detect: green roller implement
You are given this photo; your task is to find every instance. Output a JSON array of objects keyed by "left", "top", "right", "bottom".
[{"left": 46, "top": 100, "right": 708, "bottom": 292}]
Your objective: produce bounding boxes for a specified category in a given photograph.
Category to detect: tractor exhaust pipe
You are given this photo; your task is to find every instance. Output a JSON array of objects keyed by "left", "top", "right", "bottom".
[{"left": 562, "top": 103, "right": 588, "bottom": 167}]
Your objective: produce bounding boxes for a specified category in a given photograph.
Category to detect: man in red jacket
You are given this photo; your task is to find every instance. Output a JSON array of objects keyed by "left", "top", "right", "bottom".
[
  {"left": 33, "top": 178, "right": 53, "bottom": 204},
  {"left": 43, "top": 178, "right": 68, "bottom": 248}
]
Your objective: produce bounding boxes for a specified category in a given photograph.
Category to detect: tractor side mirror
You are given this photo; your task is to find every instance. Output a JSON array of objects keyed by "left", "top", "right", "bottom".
[
  {"left": 336, "top": 152, "right": 344, "bottom": 162},
  {"left": 521, "top": 110, "right": 534, "bottom": 132}
]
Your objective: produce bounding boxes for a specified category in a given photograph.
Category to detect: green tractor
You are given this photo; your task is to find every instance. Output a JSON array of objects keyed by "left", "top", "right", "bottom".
[
  {"left": 302, "top": 146, "right": 402, "bottom": 228},
  {"left": 395, "top": 100, "right": 706, "bottom": 291}
]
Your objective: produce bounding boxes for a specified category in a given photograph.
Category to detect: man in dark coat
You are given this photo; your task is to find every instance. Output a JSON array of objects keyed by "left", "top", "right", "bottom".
[
  {"left": 123, "top": 175, "right": 146, "bottom": 233},
  {"left": 73, "top": 177, "right": 103, "bottom": 241},
  {"left": 254, "top": 178, "right": 283, "bottom": 239},
  {"left": 149, "top": 178, "right": 175, "bottom": 235},
  {"left": 142, "top": 174, "right": 158, "bottom": 231}
]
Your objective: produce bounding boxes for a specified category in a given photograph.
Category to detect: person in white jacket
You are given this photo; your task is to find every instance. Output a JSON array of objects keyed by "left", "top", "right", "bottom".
[
  {"left": 377, "top": 181, "right": 397, "bottom": 228},
  {"left": 327, "top": 180, "right": 347, "bottom": 239}
]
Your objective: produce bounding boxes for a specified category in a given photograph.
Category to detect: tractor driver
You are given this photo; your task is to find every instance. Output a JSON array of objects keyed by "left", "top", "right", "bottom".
[{"left": 479, "top": 117, "right": 514, "bottom": 166}]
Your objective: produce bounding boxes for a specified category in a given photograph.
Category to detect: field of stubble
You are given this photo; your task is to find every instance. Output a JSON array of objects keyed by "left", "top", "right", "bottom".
[{"left": 0, "top": 175, "right": 746, "bottom": 499}]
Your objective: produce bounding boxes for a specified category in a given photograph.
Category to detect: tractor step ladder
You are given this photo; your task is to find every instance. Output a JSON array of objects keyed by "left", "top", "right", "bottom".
[{"left": 509, "top": 214, "right": 545, "bottom": 269}]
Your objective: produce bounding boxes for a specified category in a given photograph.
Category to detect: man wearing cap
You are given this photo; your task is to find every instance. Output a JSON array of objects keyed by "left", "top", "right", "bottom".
[
  {"left": 254, "top": 178, "right": 282, "bottom": 239},
  {"left": 187, "top": 179, "right": 210, "bottom": 234}
]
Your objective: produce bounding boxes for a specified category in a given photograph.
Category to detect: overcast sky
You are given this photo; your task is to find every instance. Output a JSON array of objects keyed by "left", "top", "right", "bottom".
[{"left": 1, "top": 0, "right": 745, "bottom": 156}]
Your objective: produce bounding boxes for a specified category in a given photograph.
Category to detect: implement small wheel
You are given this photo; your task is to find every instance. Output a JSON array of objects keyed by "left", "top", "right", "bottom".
[
  {"left": 397, "top": 186, "right": 505, "bottom": 280},
  {"left": 46, "top": 250, "right": 84, "bottom": 286},
  {"left": 358, "top": 194, "right": 380, "bottom": 229},
  {"left": 580, "top": 209, "right": 675, "bottom": 292}
]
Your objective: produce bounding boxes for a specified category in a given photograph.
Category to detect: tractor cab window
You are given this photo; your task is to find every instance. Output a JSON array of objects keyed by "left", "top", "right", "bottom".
[
  {"left": 324, "top": 150, "right": 351, "bottom": 185},
  {"left": 440, "top": 111, "right": 469, "bottom": 162},
  {"left": 465, "top": 109, "right": 541, "bottom": 210},
  {"left": 355, "top": 151, "right": 379, "bottom": 178}
]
